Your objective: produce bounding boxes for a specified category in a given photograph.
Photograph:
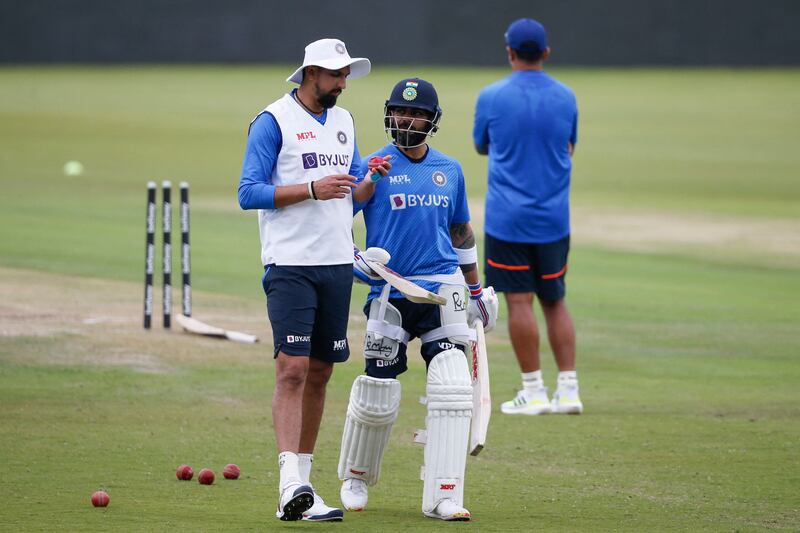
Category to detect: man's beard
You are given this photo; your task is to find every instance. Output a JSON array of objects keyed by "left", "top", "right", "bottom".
[
  {"left": 394, "top": 129, "right": 428, "bottom": 148},
  {"left": 316, "top": 86, "right": 340, "bottom": 109}
]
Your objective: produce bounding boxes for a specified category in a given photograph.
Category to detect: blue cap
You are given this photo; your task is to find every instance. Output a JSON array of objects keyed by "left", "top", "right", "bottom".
[
  {"left": 385, "top": 78, "right": 441, "bottom": 115},
  {"left": 505, "top": 18, "right": 547, "bottom": 53}
]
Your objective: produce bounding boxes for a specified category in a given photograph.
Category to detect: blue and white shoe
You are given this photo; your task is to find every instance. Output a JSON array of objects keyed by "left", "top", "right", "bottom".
[
  {"left": 276, "top": 482, "right": 314, "bottom": 521},
  {"left": 302, "top": 489, "right": 344, "bottom": 522}
]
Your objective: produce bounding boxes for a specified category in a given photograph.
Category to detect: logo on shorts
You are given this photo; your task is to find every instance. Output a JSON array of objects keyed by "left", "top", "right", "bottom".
[
  {"left": 438, "top": 342, "right": 456, "bottom": 351},
  {"left": 336, "top": 131, "right": 347, "bottom": 144},
  {"left": 287, "top": 335, "right": 310, "bottom": 343},
  {"left": 376, "top": 357, "right": 400, "bottom": 368},
  {"left": 432, "top": 171, "right": 447, "bottom": 186},
  {"left": 332, "top": 339, "right": 347, "bottom": 350},
  {"left": 389, "top": 193, "right": 406, "bottom": 210}
]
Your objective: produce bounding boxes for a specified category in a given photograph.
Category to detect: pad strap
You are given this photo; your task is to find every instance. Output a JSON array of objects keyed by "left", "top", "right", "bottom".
[
  {"left": 420, "top": 324, "right": 476, "bottom": 344},
  {"left": 366, "top": 319, "right": 411, "bottom": 344}
]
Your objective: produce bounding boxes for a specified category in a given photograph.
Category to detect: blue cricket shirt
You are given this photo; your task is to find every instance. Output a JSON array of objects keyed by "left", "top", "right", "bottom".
[{"left": 473, "top": 70, "right": 577, "bottom": 243}]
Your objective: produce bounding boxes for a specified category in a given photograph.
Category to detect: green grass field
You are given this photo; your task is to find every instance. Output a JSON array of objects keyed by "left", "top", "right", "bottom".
[{"left": 1, "top": 66, "right": 799, "bottom": 531}]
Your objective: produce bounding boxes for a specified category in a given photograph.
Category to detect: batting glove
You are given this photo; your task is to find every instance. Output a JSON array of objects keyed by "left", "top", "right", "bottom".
[
  {"left": 467, "top": 284, "right": 498, "bottom": 333},
  {"left": 353, "top": 247, "right": 391, "bottom": 285}
]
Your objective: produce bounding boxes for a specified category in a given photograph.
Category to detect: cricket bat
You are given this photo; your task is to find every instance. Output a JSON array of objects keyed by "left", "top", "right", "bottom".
[
  {"left": 175, "top": 314, "right": 258, "bottom": 344},
  {"left": 365, "top": 260, "right": 447, "bottom": 305},
  {"left": 469, "top": 320, "right": 491, "bottom": 456}
]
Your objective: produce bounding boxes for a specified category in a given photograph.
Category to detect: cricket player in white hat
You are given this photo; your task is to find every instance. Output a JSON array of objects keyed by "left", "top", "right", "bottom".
[{"left": 238, "top": 38, "right": 379, "bottom": 522}]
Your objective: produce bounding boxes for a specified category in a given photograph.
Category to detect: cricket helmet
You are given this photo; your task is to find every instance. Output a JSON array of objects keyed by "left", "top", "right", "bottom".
[{"left": 384, "top": 77, "right": 442, "bottom": 148}]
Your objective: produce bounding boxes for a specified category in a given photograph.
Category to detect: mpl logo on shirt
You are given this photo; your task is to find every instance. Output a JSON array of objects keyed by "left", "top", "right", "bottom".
[
  {"left": 302, "top": 152, "right": 351, "bottom": 170},
  {"left": 388, "top": 193, "right": 449, "bottom": 210}
]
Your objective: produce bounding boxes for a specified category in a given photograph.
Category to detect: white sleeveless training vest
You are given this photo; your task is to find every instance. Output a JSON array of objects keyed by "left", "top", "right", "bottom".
[{"left": 258, "top": 93, "right": 356, "bottom": 266}]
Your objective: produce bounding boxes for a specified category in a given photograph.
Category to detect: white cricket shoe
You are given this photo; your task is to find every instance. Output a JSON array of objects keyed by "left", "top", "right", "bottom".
[
  {"left": 340, "top": 478, "right": 368, "bottom": 511},
  {"left": 423, "top": 499, "right": 471, "bottom": 521},
  {"left": 500, "top": 387, "right": 553, "bottom": 415},
  {"left": 302, "top": 489, "right": 343, "bottom": 522},
  {"left": 551, "top": 380, "right": 583, "bottom": 414},
  {"left": 275, "top": 482, "right": 314, "bottom": 521}
]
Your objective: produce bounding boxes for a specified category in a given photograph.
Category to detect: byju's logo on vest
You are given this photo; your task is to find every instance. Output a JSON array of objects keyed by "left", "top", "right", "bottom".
[{"left": 302, "top": 152, "right": 351, "bottom": 170}]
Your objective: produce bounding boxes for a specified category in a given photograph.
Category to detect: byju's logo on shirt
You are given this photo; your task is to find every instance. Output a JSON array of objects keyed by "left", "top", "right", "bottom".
[
  {"left": 390, "top": 193, "right": 406, "bottom": 210},
  {"left": 286, "top": 335, "right": 310, "bottom": 343},
  {"left": 302, "top": 152, "right": 351, "bottom": 170},
  {"left": 389, "top": 193, "right": 449, "bottom": 210}
]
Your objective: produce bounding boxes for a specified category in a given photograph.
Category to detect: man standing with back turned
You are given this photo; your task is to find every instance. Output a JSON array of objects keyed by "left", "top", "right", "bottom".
[
  {"left": 473, "top": 18, "right": 583, "bottom": 416},
  {"left": 238, "top": 38, "right": 374, "bottom": 521}
]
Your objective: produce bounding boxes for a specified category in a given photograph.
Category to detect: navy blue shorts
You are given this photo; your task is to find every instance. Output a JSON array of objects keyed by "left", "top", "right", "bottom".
[
  {"left": 363, "top": 298, "right": 467, "bottom": 380},
  {"left": 484, "top": 233, "right": 570, "bottom": 301},
  {"left": 262, "top": 264, "right": 352, "bottom": 362}
]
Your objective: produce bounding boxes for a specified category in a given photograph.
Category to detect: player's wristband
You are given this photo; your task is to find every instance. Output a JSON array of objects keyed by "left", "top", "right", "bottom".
[
  {"left": 467, "top": 282, "right": 483, "bottom": 300},
  {"left": 456, "top": 245, "right": 478, "bottom": 265},
  {"left": 368, "top": 171, "right": 382, "bottom": 183},
  {"left": 308, "top": 180, "right": 317, "bottom": 200}
]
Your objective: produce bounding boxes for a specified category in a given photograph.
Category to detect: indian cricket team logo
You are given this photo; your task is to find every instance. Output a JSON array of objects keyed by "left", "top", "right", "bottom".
[
  {"left": 337, "top": 131, "right": 347, "bottom": 144},
  {"left": 402, "top": 81, "right": 418, "bottom": 101},
  {"left": 389, "top": 193, "right": 406, "bottom": 210},
  {"left": 432, "top": 171, "right": 447, "bottom": 186},
  {"left": 335, "top": 42, "right": 346, "bottom": 54}
]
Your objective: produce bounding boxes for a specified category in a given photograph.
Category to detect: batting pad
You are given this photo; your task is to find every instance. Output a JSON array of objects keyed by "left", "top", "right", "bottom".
[
  {"left": 422, "top": 348, "right": 473, "bottom": 513},
  {"left": 338, "top": 375, "right": 401, "bottom": 485}
]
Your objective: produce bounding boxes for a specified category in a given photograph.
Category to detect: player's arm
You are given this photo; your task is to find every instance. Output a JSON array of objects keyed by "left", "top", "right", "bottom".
[
  {"left": 449, "top": 222, "right": 479, "bottom": 285},
  {"left": 451, "top": 221, "right": 498, "bottom": 332},
  {"left": 472, "top": 90, "right": 490, "bottom": 156},
  {"left": 238, "top": 112, "right": 280, "bottom": 210}
]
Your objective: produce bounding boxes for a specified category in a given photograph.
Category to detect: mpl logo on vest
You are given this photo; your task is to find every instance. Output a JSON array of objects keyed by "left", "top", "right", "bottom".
[{"left": 302, "top": 152, "right": 351, "bottom": 170}]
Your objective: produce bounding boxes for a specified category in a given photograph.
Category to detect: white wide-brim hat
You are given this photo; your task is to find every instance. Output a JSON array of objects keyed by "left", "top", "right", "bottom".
[{"left": 287, "top": 38, "right": 371, "bottom": 84}]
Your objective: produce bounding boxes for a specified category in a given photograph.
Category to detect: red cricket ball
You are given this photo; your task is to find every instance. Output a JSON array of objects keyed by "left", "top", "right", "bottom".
[
  {"left": 369, "top": 156, "right": 384, "bottom": 165},
  {"left": 91, "top": 490, "right": 110, "bottom": 507},
  {"left": 198, "top": 468, "right": 215, "bottom": 485},
  {"left": 176, "top": 464, "right": 193, "bottom": 481},
  {"left": 223, "top": 463, "right": 240, "bottom": 480}
]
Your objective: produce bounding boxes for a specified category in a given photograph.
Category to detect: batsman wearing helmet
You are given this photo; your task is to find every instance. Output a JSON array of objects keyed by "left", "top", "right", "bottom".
[{"left": 337, "top": 78, "right": 498, "bottom": 521}]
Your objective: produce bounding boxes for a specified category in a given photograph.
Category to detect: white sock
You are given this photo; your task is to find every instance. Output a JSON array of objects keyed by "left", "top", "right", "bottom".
[
  {"left": 298, "top": 453, "right": 313, "bottom": 485},
  {"left": 278, "top": 451, "right": 301, "bottom": 490},
  {"left": 522, "top": 370, "right": 544, "bottom": 394},
  {"left": 558, "top": 370, "right": 578, "bottom": 383}
]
